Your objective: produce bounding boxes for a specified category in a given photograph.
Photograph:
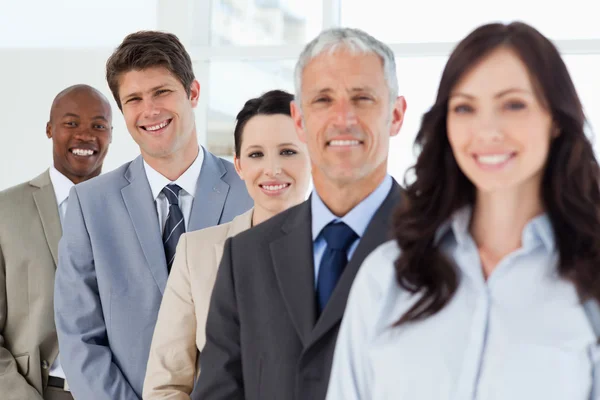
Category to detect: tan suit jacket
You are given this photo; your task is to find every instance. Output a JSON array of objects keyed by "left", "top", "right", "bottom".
[
  {"left": 0, "top": 171, "right": 61, "bottom": 399},
  {"left": 143, "top": 208, "right": 253, "bottom": 399}
]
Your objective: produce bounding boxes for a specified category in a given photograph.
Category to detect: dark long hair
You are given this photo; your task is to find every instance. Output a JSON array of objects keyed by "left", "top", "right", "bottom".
[
  {"left": 233, "top": 90, "right": 294, "bottom": 157},
  {"left": 394, "top": 22, "right": 600, "bottom": 325}
]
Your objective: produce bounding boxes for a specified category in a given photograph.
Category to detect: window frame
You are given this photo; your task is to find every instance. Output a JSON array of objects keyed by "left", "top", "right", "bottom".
[{"left": 172, "top": 0, "right": 600, "bottom": 154}]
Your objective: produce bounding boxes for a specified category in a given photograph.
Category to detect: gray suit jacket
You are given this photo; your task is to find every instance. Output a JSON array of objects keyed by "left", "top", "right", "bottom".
[
  {"left": 54, "top": 148, "right": 253, "bottom": 400},
  {"left": 0, "top": 171, "right": 61, "bottom": 399},
  {"left": 193, "top": 181, "right": 402, "bottom": 400}
]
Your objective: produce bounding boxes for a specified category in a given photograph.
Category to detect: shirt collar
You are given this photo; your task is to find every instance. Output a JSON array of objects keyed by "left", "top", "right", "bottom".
[
  {"left": 435, "top": 205, "right": 556, "bottom": 252},
  {"left": 311, "top": 175, "right": 393, "bottom": 241},
  {"left": 48, "top": 166, "right": 75, "bottom": 207},
  {"left": 143, "top": 146, "right": 204, "bottom": 201}
]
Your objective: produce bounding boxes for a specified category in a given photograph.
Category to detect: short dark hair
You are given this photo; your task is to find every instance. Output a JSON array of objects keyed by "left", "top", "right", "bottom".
[
  {"left": 106, "top": 31, "right": 195, "bottom": 110},
  {"left": 234, "top": 90, "right": 295, "bottom": 157},
  {"left": 393, "top": 22, "right": 600, "bottom": 325}
]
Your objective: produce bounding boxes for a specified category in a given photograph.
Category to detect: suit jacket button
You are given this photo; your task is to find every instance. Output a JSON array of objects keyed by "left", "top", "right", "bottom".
[{"left": 42, "top": 360, "right": 49, "bottom": 369}]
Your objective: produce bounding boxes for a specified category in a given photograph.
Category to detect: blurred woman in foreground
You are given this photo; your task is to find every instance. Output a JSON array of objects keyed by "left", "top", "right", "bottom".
[{"left": 327, "top": 22, "right": 599, "bottom": 400}]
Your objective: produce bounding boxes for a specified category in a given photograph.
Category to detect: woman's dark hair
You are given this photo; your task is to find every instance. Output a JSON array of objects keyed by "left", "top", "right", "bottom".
[
  {"left": 234, "top": 90, "right": 295, "bottom": 157},
  {"left": 394, "top": 21, "right": 600, "bottom": 325}
]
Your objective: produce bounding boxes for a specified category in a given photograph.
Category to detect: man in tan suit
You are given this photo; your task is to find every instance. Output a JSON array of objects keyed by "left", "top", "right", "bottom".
[{"left": 0, "top": 84, "right": 112, "bottom": 400}]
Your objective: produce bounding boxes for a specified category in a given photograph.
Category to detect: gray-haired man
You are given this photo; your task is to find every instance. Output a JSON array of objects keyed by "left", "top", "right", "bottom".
[{"left": 193, "top": 28, "right": 406, "bottom": 400}]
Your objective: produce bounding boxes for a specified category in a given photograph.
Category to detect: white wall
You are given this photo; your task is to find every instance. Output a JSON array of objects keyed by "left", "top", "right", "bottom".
[
  {"left": 0, "top": 0, "right": 157, "bottom": 48},
  {"left": 2, "top": 0, "right": 600, "bottom": 190},
  {"left": 0, "top": 49, "right": 142, "bottom": 189},
  {"left": 0, "top": 0, "right": 160, "bottom": 190}
]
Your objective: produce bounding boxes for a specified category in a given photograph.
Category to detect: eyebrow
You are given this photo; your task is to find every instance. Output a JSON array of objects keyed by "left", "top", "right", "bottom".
[
  {"left": 244, "top": 145, "right": 264, "bottom": 151},
  {"left": 62, "top": 112, "right": 108, "bottom": 122},
  {"left": 245, "top": 143, "right": 298, "bottom": 151},
  {"left": 349, "top": 87, "right": 375, "bottom": 93},
  {"left": 122, "top": 85, "right": 169, "bottom": 101},
  {"left": 312, "top": 87, "right": 375, "bottom": 95},
  {"left": 450, "top": 87, "right": 532, "bottom": 100}
]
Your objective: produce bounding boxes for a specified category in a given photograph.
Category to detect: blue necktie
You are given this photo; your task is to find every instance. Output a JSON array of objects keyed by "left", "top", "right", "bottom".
[
  {"left": 316, "top": 222, "right": 358, "bottom": 315},
  {"left": 162, "top": 184, "right": 185, "bottom": 272}
]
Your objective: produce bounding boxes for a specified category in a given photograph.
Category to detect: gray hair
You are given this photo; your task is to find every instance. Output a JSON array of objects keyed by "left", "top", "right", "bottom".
[{"left": 294, "top": 27, "right": 398, "bottom": 106}]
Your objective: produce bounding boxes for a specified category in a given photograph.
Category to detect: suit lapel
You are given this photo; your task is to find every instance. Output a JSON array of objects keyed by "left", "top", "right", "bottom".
[
  {"left": 188, "top": 148, "right": 229, "bottom": 231},
  {"left": 31, "top": 171, "right": 61, "bottom": 266},
  {"left": 308, "top": 182, "right": 402, "bottom": 346},
  {"left": 270, "top": 202, "right": 316, "bottom": 346},
  {"left": 121, "top": 157, "right": 168, "bottom": 293},
  {"left": 228, "top": 208, "right": 253, "bottom": 235},
  {"left": 213, "top": 209, "right": 253, "bottom": 273}
]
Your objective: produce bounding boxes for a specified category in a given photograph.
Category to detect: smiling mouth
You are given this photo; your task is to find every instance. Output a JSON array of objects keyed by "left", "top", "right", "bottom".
[
  {"left": 260, "top": 183, "right": 291, "bottom": 191},
  {"left": 473, "top": 152, "right": 517, "bottom": 168},
  {"left": 140, "top": 118, "right": 172, "bottom": 132},
  {"left": 327, "top": 139, "right": 362, "bottom": 147},
  {"left": 70, "top": 148, "right": 97, "bottom": 157}
]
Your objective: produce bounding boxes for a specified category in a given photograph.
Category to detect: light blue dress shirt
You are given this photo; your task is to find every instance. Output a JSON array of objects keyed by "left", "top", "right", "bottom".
[
  {"left": 311, "top": 175, "right": 392, "bottom": 286},
  {"left": 326, "top": 206, "right": 597, "bottom": 400}
]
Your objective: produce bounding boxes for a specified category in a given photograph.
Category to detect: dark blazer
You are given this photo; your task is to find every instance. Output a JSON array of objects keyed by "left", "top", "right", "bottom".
[{"left": 193, "top": 180, "right": 402, "bottom": 400}]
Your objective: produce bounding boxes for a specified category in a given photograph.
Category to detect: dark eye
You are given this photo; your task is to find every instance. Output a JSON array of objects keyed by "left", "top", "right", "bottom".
[
  {"left": 156, "top": 89, "right": 171, "bottom": 96},
  {"left": 354, "top": 96, "right": 372, "bottom": 102},
  {"left": 125, "top": 97, "right": 141, "bottom": 104},
  {"left": 64, "top": 121, "right": 77, "bottom": 127},
  {"left": 453, "top": 104, "right": 473, "bottom": 114},
  {"left": 314, "top": 97, "right": 331, "bottom": 104},
  {"left": 248, "top": 152, "right": 263, "bottom": 158},
  {"left": 281, "top": 149, "right": 297, "bottom": 156},
  {"left": 505, "top": 101, "right": 526, "bottom": 111},
  {"left": 94, "top": 124, "right": 107, "bottom": 130}
]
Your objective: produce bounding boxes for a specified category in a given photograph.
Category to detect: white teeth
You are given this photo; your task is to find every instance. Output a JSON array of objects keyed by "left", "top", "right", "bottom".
[
  {"left": 329, "top": 140, "right": 360, "bottom": 146},
  {"left": 145, "top": 120, "right": 170, "bottom": 131},
  {"left": 477, "top": 154, "right": 512, "bottom": 165},
  {"left": 72, "top": 149, "right": 94, "bottom": 156},
  {"left": 262, "top": 184, "right": 289, "bottom": 191}
]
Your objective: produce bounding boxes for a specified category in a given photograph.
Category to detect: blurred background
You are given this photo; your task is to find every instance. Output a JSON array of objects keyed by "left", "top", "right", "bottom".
[{"left": 1, "top": 0, "right": 599, "bottom": 190}]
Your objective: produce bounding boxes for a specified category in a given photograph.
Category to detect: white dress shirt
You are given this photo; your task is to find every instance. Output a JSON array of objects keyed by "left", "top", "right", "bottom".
[
  {"left": 327, "top": 206, "right": 596, "bottom": 400},
  {"left": 48, "top": 166, "right": 75, "bottom": 380},
  {"left": 143, "top": 148, "right": 203, "bottom": 233}
]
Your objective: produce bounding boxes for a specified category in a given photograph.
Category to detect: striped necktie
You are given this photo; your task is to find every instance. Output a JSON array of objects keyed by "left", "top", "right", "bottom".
[{"left": 161, "top": 184, "right": 185, "bottom": 272}]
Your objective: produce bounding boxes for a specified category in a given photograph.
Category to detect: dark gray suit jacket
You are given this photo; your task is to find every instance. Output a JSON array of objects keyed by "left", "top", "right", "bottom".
[{"left": 193, "top": 181, "right": 402, "bottom": 400}]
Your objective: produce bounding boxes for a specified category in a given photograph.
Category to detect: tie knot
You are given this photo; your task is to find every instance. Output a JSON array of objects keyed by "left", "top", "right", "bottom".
[
  {"left": 321, "top": 222, "right": 357, "bottom": 251},
  {"left": 162, "top": 184, "right": 182, "bottom": 205}
]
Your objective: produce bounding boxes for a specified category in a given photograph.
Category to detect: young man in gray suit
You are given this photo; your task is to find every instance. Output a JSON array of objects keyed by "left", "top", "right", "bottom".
[
  {"left": 0, "top": 84, "right": 112, "bottom": 400},
  {"left": 193, "top": 28, "right": 406, "bottom": 400},
  {"left": 54, "top": 31, "right": 252, "bottom": 400}
]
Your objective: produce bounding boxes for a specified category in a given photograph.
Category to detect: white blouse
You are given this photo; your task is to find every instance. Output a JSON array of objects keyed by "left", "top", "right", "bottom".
[{"left": 326, "top": 208, "right": 596, "bottom": 400}]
